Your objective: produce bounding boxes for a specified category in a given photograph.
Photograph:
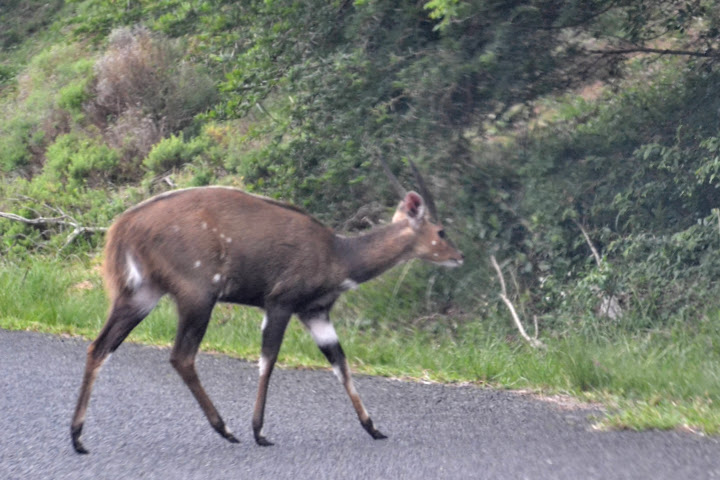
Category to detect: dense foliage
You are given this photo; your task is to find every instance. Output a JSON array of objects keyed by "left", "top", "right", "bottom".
[{"left": 2, "top": 0, "right": 720, "bottom": 334}]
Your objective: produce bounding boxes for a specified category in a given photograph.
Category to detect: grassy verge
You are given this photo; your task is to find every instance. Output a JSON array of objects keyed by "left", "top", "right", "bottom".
[{"left": 2, "top": 258, "right": 719, "bottom": 434}]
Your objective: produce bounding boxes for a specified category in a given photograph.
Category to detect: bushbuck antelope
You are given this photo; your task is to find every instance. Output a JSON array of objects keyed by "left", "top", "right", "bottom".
[{"left": 70, "top": 164, "right": 463, "bottom": 454}]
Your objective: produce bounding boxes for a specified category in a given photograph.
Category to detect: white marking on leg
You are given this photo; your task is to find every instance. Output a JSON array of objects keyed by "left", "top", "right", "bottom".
[
  {"left": 97, "top": 353, "right": 113, "bottom": 375},
  {"left": 307, "top": 318, "right": 339, "bottom": 347},
  {"left": 261, "top": 315, "right": 268, "bottom": 331},
  {"left": 125, "top": 253, "right": 143, "bottom": 290},
  {"left": 258, "top": 355, "right": 270, "bottom": 376},
  {"left": 332, "top": 364, "right": 343, "bottom": 382}
]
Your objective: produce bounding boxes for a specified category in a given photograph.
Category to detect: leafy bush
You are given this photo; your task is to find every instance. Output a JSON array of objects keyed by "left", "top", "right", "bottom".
[
  {"left": 45, "top": 132, "right": 119, "bottom": 186},
  {"left": 143, "top": 133, "right": 211, "bottom": 175},
  {"left": 0, "top": 123, "right": 32, "bottom": 172},
  {"left": 0, "top": 43, "right": 96, "bottom": 174}
]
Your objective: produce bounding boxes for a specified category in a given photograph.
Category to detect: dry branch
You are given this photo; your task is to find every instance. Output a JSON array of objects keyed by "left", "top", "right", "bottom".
[
  {"left": 0, "top": 210, "right": 108, "bottom": 250},
  {"left": 490, "top": 255, "right": 545, "bottom": 349},
  {"left": 587, "top": 47, "right": 717, "bottom": 58},
  {"left": 573, "top": 219, "right": 602, "bottom": 267}
]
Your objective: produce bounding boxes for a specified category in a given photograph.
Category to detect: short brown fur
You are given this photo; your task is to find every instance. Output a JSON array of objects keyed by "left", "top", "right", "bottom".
[{"left": 71, "top": 185, "right": 463, "bottom": 453}]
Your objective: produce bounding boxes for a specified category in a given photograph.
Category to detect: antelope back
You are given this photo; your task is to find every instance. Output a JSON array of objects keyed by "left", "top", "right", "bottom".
[{"left": 102, "top": 187, "right": 337, "bottom": 305}]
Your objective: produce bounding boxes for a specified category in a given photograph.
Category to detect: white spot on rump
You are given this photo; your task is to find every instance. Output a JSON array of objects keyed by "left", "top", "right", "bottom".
[
  {"left": 125, "top": 253, "right": 143, "bottom": 290},
  {"left": 130, "top": 285, "right": 163, "bottom": 317},
  {"left": 307, "top": 319, "right": 339, "bottom": 347},
  {"left": 340, "top": 279, "right": 358, "bottom": 291}
]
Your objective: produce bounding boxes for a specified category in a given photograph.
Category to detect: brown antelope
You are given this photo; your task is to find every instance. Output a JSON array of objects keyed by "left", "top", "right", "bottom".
[{"left": 70, "top": 164, "right": 463, "bottom": 454}]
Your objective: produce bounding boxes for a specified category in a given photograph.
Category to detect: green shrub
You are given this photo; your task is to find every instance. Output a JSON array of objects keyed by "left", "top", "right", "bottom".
[
  {"left": 0, "top": 127, "right": 31, "bottom": 172},
  {"left": 0, "top": 65, "right": 15, "bottom": 86},
  {"left": 45, "top": 133, "right": 119, "bottom": 185},
  {"left": 57, "top": 59, "right": 94, "bottom": 119},
  {"left": 143, "top": 133, "right": 214, "bottom": 175}
]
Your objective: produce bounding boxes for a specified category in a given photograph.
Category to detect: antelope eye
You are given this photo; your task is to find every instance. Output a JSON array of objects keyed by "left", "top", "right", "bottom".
[{"left": 438, "top": 230, "right": 446, "bottom": 239}]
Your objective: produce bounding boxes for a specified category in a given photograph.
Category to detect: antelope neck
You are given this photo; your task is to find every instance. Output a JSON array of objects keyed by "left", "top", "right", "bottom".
[{"left": 335, "top": 221, "right": 415, "bottom": 284}]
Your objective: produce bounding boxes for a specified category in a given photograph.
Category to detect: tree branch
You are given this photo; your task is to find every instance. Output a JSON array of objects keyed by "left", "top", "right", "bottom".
[
  {"left": 0, "top": 210, "right": 108, "bottom": 250},
  {"left": 490, "top": 255, "right": 545, "bottom": 349},
  {"left": 573, "top": 219, "right": 602, "bottom": 267},
  {"left": 587, "top": 47, "right": 717, "bottom": 58}
]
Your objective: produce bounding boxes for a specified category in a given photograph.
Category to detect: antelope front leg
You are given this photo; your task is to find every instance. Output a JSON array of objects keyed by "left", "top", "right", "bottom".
[
  {"left": 301, "top": 311, "right": 387, "bottom": 440},
  {"left": 252, "top": 307, "right": 291, "bottom": 446}
]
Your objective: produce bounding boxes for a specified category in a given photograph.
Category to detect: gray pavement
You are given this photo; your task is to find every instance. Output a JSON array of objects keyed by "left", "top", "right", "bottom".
[{"left": 1, "top": 329, "right": 718, "bottom": 479}]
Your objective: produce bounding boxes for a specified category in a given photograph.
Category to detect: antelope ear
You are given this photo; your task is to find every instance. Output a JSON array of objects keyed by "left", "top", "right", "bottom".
[
  {"left": 393, "top": 191, "right": 425, "bottom": 228},
  {"left": 403, "top": 191, "right": 425, "bottom": 219}
]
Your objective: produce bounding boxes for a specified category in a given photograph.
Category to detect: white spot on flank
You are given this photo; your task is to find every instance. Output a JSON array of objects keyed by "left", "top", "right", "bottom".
[
  {"left": 434, "top": 259, "right": 463, "bottom": 268},
  {"left": 125, "top": 253, "right": 143, "bottom": 290},
  {"left": 226, "top": 237, "right": 232, "bottom": 243},
  {"left": 431, "top": 240, "right": 437, "bottom": 246},
  {"left": 307, "top": 319, "right": 339, "bottom": 347},
  {"left": 433, "top": 253, "right": 439, "bottom": 257},
  {"left": 220, "top": 233, "right": 225, "bottom": 239},
  {"left": 212, "top": 273, "right": 222, "bottom": 284},
  {"left": 340, "top": 279, "right": 358, "bottom": 291},
  {"left": 201, "top": 221, "right": 208, "bottom": 230},
  {"left": 194, "top": 260, "right": 202, "bottom": 268},
  {"left": 171, "top": 225, "right": 180, "bottom": 233}
]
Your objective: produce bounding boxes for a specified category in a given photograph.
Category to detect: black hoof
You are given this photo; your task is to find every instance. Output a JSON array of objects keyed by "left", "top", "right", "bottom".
[
  {"left": 361, "top": 418, "right": 388, "bottom": 440},
  {"left": 72, "top": 438, "right": 89, "bottom": 454},
  {"left": 254, "top": 435, "right": 274, "bottom": 447},
  {"left": 214, "top": 422, "right": 240, "bottom": 444},
  {"left": 71, "top": 425, "right": 89, "bottom": 454}
]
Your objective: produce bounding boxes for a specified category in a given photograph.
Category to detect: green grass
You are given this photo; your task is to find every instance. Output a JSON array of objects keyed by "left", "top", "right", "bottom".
[{"left": 2, "top": 258, "right": 720, "bottom": 435}]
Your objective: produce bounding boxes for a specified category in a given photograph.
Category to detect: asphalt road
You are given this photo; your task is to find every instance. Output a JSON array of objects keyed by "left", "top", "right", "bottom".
[{"left": 1, "top": 328, "right": 718, "bottom": 479}]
